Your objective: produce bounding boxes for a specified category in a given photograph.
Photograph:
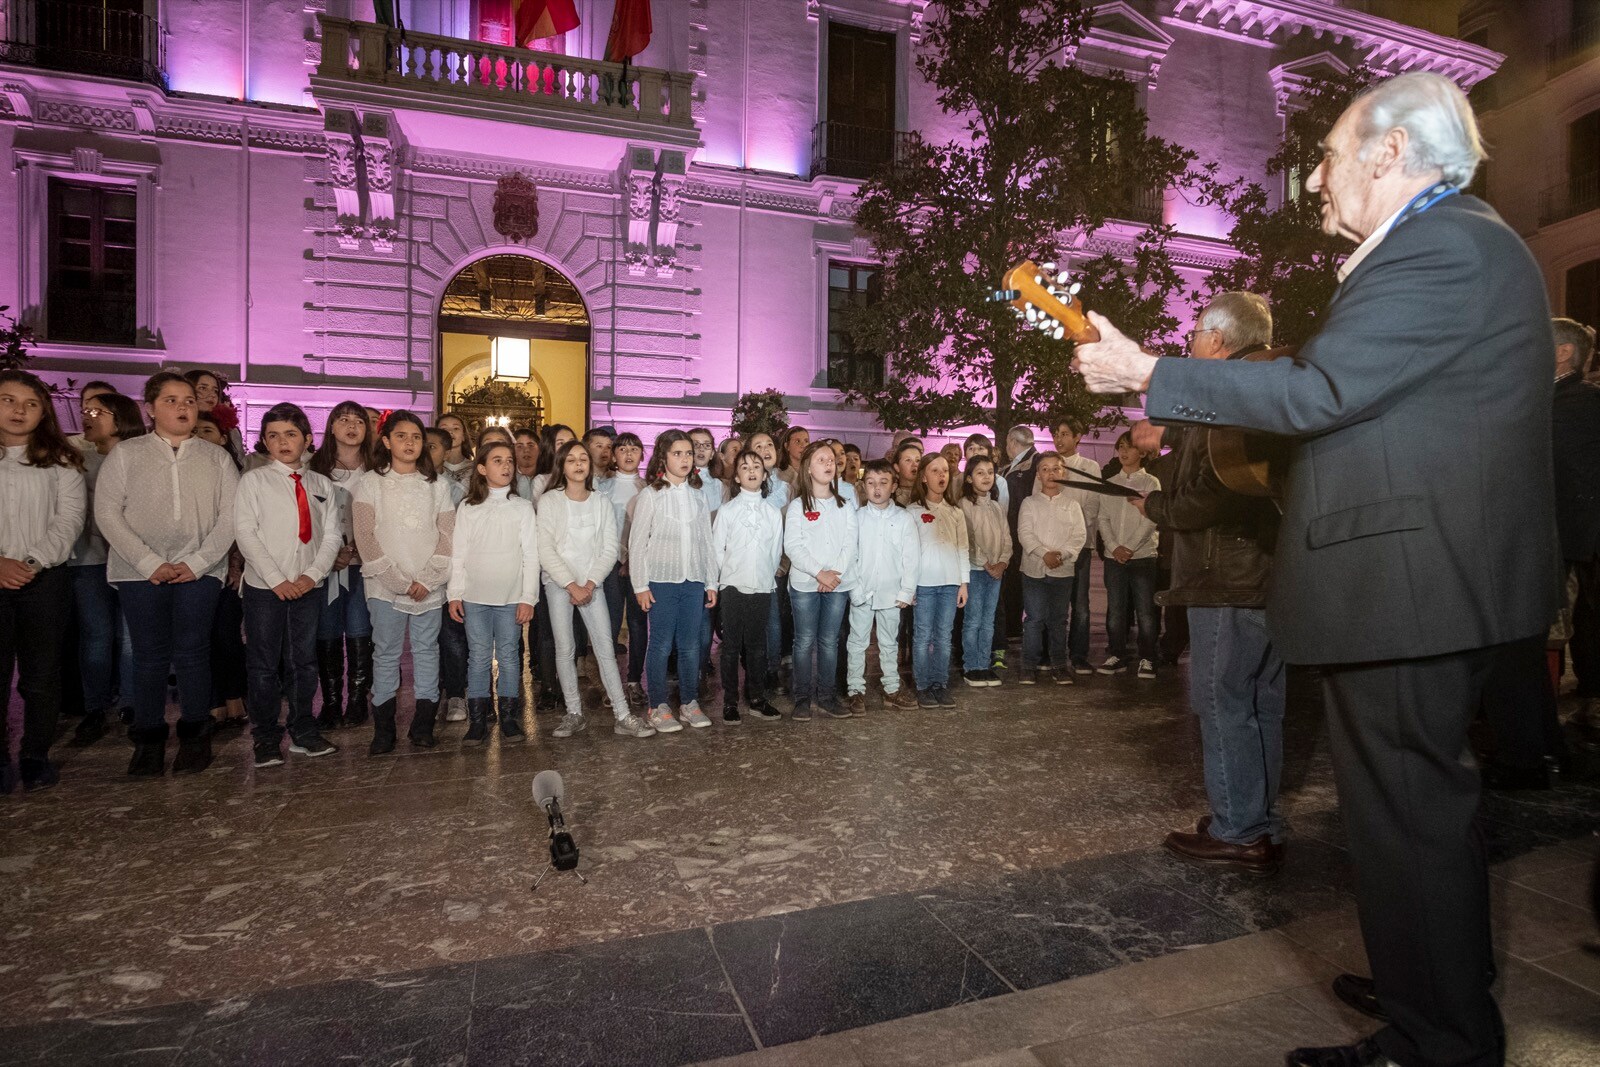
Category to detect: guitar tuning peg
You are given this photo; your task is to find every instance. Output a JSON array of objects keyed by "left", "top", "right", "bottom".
[
  {"left": 1034, "top": 274, "right": 1043, "bottom": 286},
  {"left": 1041, "top": 261, "right": 1057, "bottom": 272},
  {"left": 1052, "top": 325, "right": 1065, "bottom": 340},
  {"left": 1069, "top": 282, "right": 1082, "bottom": 296},
  {"left": 1056, "top": 271, "right": 1070, "bottom": 285}
]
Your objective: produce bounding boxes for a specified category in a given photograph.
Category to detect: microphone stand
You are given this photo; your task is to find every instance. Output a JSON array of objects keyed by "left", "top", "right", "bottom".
[{"left": 531, "top": 797, "right": 588, "bottom": 892}]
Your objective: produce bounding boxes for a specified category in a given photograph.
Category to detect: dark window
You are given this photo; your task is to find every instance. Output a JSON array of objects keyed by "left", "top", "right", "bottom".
[
  {"left": 827, "top": 261, "right": 882, "bottom": 390},
  {"left": 48, "top": 179, "right": 136, "bottom": 345},
  {"left": 1570, "top": 111, "right": 1600, "bottom": 215},
  {"left": 815, "top": 22, "right": 899, "bottom": 179},
  {"left": 1567, "top": 259, "right": 1600, "bottom": 341}
]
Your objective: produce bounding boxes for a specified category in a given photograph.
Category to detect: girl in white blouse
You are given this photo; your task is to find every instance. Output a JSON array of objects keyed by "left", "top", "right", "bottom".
[
  {"left": 0, "top": 370, "right": 86, "bottom": 793},
  {"left": 784, "top": 441, "right": 857, "bottom": 720},
  {"left": 536, "top": 441, "right": 654, "bottom": 740},
  {"left": 908, "top": 453, "right": 970, "bottom": 708},
  {"left": 628, "top": 430, "right": 716, "bottom": 734},
  {"left": 447, "top": 440, "right": 538, "bottom": 747},
  {"left": 353, "top": 410, "right": 456, "bottom": 754},
  {"left": 307, "top": 400, "right": 376, "bottom": 731}
]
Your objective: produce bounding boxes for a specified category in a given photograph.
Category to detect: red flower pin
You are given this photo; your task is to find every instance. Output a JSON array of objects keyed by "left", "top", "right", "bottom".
[
  {"left": 804, "top": 511, "right": 820, "bottom": 522},
  {"left": 920, "top": 512, "right": 935, "bottom": 524}
]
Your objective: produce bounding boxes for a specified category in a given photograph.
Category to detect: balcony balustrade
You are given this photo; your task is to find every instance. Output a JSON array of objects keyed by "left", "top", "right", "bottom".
[
  {"left": 1540, "top": 171, "right": 1600, "bottom": 228},
  {"left": 810, "top": 120, "right": 918, "bottom": 181},
  {"left": 0, "top": 1, "right": 166, "bottom": 88}
]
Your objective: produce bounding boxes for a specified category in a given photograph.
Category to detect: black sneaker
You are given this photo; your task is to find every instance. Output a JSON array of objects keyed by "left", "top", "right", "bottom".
[
  {"left": 917, "top": 689, "right": 939, "bottom": 708},
  {"left": 981, "top": 669, "right": 1003, "bottom": 687},
  {"left": 254, "top": 744, "right": 284, "bottom": 769},
  {"left": 748, "top": 700, "right": 782, "bottom": 722},
  {"left": 821, "top": 701, "right": 852, "bottom": 719},
  {"left": 1071, "top": 660, "right": 1093, "bottom": 676},
  {"left": 963, "top": 670, "right": 987, "bottom": 687},
  {"left": 722, "top": 705, "right": 743, "bottom": 724},
  {"left": 791, "top": 702, "right": 813, "bottom": 721},
  {"left": 289, "top": 736, "right": 337, "bottom": 758},
  {"left": 1018, "top": 669, "right": 1039, "bottom": 685},
  {"left": 936, "top": 688, "right": 957, "bottom": 707},
  {"left": 1054, "top": 671, "right": 1075, "bottom": 686}
]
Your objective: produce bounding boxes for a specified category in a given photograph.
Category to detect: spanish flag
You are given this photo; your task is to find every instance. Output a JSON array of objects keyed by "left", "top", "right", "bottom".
[
  {"left": 603, "top": 0, "right": 652, "bottom": 64},
  {"left": 515, "top": 0, "right": 581, "bottom": 46}
]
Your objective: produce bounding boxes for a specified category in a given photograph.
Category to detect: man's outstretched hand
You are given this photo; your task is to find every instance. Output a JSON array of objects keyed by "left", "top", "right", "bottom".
[{"left": 1073, "top": 312, "right": 1158, "bottom": 394}]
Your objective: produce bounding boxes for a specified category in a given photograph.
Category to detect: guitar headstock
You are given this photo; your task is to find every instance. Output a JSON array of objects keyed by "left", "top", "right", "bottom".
[{"left": 992, "top": 260, "right": 1101, "bottom": 344}]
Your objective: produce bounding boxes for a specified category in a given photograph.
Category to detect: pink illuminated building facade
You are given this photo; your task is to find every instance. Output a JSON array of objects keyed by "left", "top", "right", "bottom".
[{"left": 0, "top": 1, "right": 1497, "bottom": 451}]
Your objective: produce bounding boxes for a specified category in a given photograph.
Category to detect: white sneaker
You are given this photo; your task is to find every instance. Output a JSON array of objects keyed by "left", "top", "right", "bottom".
[
  {"left": 1096, "top": 656, "right": 1128, "bottom": 676},
  {"left": 681, "top": 701, "right": 712, "bottom": 729},
  {"left": 553, "top": 713, "right": 587, "bottom": 738},
  {"left": 1137, "top": 659, "right": 1157, "bottom": 680},
  {"left": 614, "top": 714, "right": 656, "bottom": 738},
  {"left": 445, "top": 696, "right": 468, "bottom": 722},
  {"left": 648, "top": 705, "right": 683, "bottom": 733}
]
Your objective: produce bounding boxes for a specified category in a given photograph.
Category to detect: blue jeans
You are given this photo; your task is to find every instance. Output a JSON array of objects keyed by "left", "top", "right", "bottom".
[
  {"left": 368, "top": 598, "right": 442, "bottom": 705},
  {"left": 789, "top": 587, "right": 847, "bottom": 706},
  {"left": 913, "top": 584, "right": 960, "bottom": 691},
  {"left": 317, "top": 570, "right": 372, "bottom": 639},
  {"left": 1068, "top": 547, "right": 1093, "bottom": 665},
  {"left": 962, "top": 570, "right": 1001, "bottom": 673},
  {"left": 464, "top": 602, "right": 521, "bottom": 700},
  {"left": 1104, "top": 557, "right": 1159, "bottom": 661},
  {"left": 644, "top": 581, "right": 704, "bottom": 706},
  {"left": 243, "top": 583, "right": 322, "bottom": 745},
  {"left": 1021, "top": 575, "right": 1072, "bottom": 670},
  {"left": 116, "top": 576, "right": 223, "bottom": 729},
  {"left": 625, "top": 586, "right": 649, "bottom": 685},
  {"left": 71, "top": 564, "right": 132, "bottom": 713},
  {"left": 1187, "top": 606, "right": 1286, "bottom": 844}
]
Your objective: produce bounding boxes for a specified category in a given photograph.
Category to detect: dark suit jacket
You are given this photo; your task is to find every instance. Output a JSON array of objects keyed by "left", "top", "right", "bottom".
[
  {"left": 1553, "top": 373, "right": 1600, "bottom": 562},
  {"left": 1146, "top": 195, "right": 1559, "bottom": 665}
]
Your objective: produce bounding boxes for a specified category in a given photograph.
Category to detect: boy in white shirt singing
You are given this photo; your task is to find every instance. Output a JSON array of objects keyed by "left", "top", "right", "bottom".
[{"left": 846, "top": 460, "right": 921, "bottom": 713}]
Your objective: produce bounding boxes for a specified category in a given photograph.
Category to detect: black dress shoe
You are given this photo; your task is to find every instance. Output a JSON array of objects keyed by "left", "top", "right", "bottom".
[
  {"left": 1480, "top": 761, "right": 1551, "bottom": 791},
  {"left": 1331, "top": 973, "right": 1388, "bottom": 1022},
  {"left": 1285, "top": 1037, "right": 1399, "bottom": 1066}
]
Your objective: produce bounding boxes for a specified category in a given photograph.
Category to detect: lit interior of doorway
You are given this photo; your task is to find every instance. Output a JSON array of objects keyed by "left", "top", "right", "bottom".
[{"left": 438, "top": 254, "right": 591, "bottom": 435}]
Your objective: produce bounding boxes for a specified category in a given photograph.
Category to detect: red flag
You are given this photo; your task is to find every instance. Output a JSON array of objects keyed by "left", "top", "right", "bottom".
[
  {"left": 514, "top": 0, "right": 580, "bottom": 46},
  {"left": 604, "top": 0, "right": 652, "bottom": 64}
]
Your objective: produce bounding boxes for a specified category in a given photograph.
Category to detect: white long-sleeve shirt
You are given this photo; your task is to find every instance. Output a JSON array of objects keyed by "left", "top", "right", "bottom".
[
  {"left": 234, "top": 461, "right": 344, "bottom": 590},
  {"left": 447, "top": 486, "right": 539, "bottom": 606},
  {"left": 536, "top": 490, "right": 616, "bottom": 588},
  {"left": 1057, "top": 452, "right": 1104, "bottom": 550},
  {"left": 1097, "top": 468, "right": 1161, "bottom": 561},
  {"left": 711, "top": 487, "right": 783, "bottom": 595},
  {"left": 607, "top": 472, "right": 643, "bottom": 562},
  {"left": 962, "top": 496, "right": 1012, "bottom": 570},
  {"left": 909, "top": 499, "right": 970, "bottom": 588},
  {"left": 94, "top": 433, "right": 238, "bottom": 583},
  {"left": 696, "top": 467, "right": 726, "bottom": 515},
  {"left": 628, "top": 478, "right": 716, "bottom": 592},
  {"left": 784, "top": 495, "right": 857, "bottom": 593},
  {"left": 1018, "top": 487, "right": 1088, "bottom": 579},
  {"left": 850, "top": 502, "right": 919, "bottom": 608},
  {"left": 0, "top": 445, "right": 85, "bottom": 570},
  {"left": 353, "top": 469, "right": 456, "bottom": 614}
]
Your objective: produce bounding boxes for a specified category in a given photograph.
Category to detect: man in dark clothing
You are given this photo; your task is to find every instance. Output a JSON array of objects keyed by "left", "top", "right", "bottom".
[
  {"left": 1553, "top": 318, "right": 1600, "bottom": 742},
  {"left": 1135, "top": 292, "right": 1285, "bottom": 874}
]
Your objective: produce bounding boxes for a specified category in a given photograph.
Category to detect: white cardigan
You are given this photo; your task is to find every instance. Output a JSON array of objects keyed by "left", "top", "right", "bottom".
[
  {"left": 447, "top": 486, "right": 540, "bottom": 607},
  {"left": 536, "top": 490, "right": 618, "bottom": 588},
  {"left": 908, "top": 499, "right": 969, "bottom": 588}
]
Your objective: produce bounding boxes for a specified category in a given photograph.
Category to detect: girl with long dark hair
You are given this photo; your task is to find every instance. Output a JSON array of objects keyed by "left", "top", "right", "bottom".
[{"left": 307, "top": 401, "right": 377, "bottom": 730}]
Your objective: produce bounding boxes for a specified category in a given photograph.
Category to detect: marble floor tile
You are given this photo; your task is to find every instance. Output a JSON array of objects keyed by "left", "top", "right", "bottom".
[
  {"left": 1493, "top": 879, "right": 1600, "bottom": 963},
  {"left": 709, "top": 893, "right": 1010, "bottom": 1047},
  {"left": 0, "top": 1000, "right": 208, "bottom": 1066},
  {"left": 469, "top": 927, "right": 755, "bottom": 1067},
  {"left": 1122, "top": 835, "right": 1356, "bottom": 934},
  {"left": 691, "top": 1030, "right": 865, "bottom": 1067},
  {"left": 1496, "top": 958, "right": 1600, "bottom": 1067},
  {"left": 1531, "top": 949, "right": 1600, "bottom": 997},
  {"left": 1274, "top": 907, "right": 1373, "bottom": 977},
  {"left": 918, "top": 854, "right": 1250, "bottom": 990}
]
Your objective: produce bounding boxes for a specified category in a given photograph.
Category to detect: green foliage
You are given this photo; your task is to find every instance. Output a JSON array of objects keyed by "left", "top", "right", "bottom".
[
  {"left": 1198, "top": 67, "right": 1377, "bottom": 346},
  {"left": 838, "top": 0, "right": 1197, "bottom": 442},
  {"left": 0, "top": 305, "right": 35, "bottom": 373},
  {"left": 730, "top": 388, "right": 790, "bottom": 438}
]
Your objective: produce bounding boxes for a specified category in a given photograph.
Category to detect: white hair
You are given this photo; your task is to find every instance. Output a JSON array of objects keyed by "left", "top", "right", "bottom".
[
  {"left": 1006, "top": 426, "right": 1034, "bottom": 448},
  {"left": 1352, "top": 71, "right": 1486, "bottom": 189},
  {"left": 1199, "top": 292, "right": 1273, "bottom": 352}
]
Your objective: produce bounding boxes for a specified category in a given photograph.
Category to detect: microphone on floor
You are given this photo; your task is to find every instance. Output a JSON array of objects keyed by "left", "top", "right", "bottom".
[{"left": 532, "top": 770, "right": 584, "bottom": 888}]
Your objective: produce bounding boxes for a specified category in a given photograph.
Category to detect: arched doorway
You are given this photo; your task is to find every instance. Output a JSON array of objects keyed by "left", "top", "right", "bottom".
[{"left": 437, "top": 253, "right": 591, "bottom": 437}]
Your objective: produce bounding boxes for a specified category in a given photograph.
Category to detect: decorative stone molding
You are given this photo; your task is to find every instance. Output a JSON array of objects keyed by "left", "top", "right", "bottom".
[
  {"left": 653, "top": 150, "right": 687, "bottom": 276},
  {"left": 686, "top": 0, "right": 709, "bottom": 124},
  {"left": 34, "top": 100, "right": 134, "bottom": 131},
  {"left": 323, "top": 110, "right": 362, "bottom": 250},
  {"left": 1072, "top": 2, "right": 1174, "bottom": 88},
  {"left": 360, "top": 112, "right": 398, "bottom": 252},
  {"left": 1269, "top": 52, "right": 1351, "bottom": 117},
  {"left": 0, "top": 82, "right": 33, "bottom": 121},
  {"left": 408, "top": 151, "right": 614, "bottom": 191},
  {"left": 622, "top": 146, "right": 657, "bottom": 276}
]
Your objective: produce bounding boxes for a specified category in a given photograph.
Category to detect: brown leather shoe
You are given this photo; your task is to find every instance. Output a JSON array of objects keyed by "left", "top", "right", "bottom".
[
  {"left": 1163, "top": 827, "right": 1284, "bottom": 876},
  {"left": 882, "top": 686, "right": 918, "bottom": 710},
  {"left": 846, "top": 693, "right": 867, "bottom": 715}
]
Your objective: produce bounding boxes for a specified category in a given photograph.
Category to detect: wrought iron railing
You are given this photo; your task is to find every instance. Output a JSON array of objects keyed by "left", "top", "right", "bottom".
[
  {"left": 0, "top": 2, "right": 167, "bottom": 88},
  {"left": 317, "top": 17, "right": 694, "bottom": 131},
  {"left": 1110, "top": 183, "right": 1165, "bottom": 225},
  {"left": 1548, "top": 19, "right": 1600, "bottom": 68},
  {"left": 810, "top": 120, "right": 918, "bottom": 180},
  {"left": 1539, "top": 171, "right": 1600, "bottom": 227}
]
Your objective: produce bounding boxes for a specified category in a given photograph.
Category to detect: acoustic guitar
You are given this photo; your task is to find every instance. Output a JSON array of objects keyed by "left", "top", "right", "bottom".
[{"left": 994, "top": 260, "right": 1291, "bottom": 500}]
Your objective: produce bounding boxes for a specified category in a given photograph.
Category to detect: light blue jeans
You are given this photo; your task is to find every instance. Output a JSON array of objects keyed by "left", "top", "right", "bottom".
[
  {"left": 464, "top": 602, "right": 521, "bottom": 700},
  {"left": 962, "top": 570, "right": 1001, "bottom": 673},
  {"left": 913, "top": 584, "right": 960, "bottom": 692},
  {"left": 368, "top": 597, "right": 442, "bottom": 705},
  {"left": 1187, "top": 606, "right": 1287, "bottom": 845},
  {"left": 846, "top": 600, "right": 903, "bottom": 696}
]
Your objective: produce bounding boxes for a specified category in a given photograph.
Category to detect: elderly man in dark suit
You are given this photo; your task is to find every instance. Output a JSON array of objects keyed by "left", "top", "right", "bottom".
[{"left": 1076, "top": 72, "right": 1557, "bottom": 1067}]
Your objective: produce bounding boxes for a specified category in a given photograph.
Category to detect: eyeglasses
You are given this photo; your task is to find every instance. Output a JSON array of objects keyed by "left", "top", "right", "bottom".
[
  {"left": 81, "top": 406, "right": 107, "bottom": 419},
  {"left": 1185, "top": 327, "right": 1220, "bottom": 343}
]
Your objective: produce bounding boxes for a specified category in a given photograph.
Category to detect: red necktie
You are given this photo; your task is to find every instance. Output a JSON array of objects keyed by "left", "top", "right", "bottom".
[{"left": 290, "top": 472, "right": 312, "bottom": 544}]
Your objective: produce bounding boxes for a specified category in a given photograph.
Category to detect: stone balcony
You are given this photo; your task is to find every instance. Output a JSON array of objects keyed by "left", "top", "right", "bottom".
[{"left": 313, "top": 16, "right": 698, "bottom": 148}]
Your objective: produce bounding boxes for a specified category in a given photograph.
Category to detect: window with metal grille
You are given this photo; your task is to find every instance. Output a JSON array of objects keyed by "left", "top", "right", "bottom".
[
  {"left": 48, "top": 178, "right": 137, "bottom": 345},
  {"left": 827, "top": 261, "right": 883, "bottom": 390}
]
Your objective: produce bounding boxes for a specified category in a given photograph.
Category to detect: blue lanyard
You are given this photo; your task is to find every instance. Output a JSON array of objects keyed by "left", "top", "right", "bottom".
[{"left": 1393, "top": 182, "right": 1458, "bottom": 230}]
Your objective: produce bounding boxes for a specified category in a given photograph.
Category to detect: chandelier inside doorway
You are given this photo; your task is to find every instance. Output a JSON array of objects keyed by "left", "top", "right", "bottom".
[{"left": 439, "top": 254, "right": 588, "bottom": 327}]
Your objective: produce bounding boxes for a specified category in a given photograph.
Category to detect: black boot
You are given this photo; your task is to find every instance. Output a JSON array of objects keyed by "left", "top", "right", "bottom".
[
  {"left": 70, "top": 707, "right": 108, "bottom": 746},
  {"left": 498, "top": 696, "right": 526, "bottom": 743},
  {"left": 127, "top": 723, "right": 169, "bottom": 777},
  {"left": 409, "top": 698, "right": 439, "bottom": 748},
  {"left": 316, "top": 639, "right": 345, "bottom": 731},
  {"left": 345, "top": 635, "right": 373, "bottom": 727},
  {"left": 368, "top": 697, "right": 397, "bottom": 755},
  {"left": 171, "top": 719, "right": 214, "bottom": 775},
  {"left": 462, "top": 697, "right": 493, "bottom": 747}
]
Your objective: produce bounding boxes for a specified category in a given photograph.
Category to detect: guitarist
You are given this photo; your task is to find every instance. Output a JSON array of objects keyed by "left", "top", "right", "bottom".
[
  {"left": 1075, "top": 72, "right": 1558, "bottom": 1067},
  {"left": 1131, "top": 292, "right": 1286, "bottom": 876}
]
